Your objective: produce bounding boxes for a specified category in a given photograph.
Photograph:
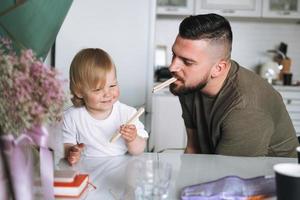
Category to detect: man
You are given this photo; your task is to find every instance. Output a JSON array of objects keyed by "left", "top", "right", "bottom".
[{"left": 169, "top": 13, "right": 298, "bottom": 157}]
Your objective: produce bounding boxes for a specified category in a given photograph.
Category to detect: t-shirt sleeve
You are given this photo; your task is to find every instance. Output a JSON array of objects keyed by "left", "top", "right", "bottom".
[
  {"left": 62, "top": 111, "right": 77, "bottom": 145},
  {"left": 216, "top": 109, "right": 274, "bottom": 156}
]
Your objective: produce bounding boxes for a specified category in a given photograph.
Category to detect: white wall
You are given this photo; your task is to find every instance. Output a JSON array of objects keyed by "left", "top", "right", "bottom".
[{"left": 155, "top": 17, "right": 300, "bottom": 81}]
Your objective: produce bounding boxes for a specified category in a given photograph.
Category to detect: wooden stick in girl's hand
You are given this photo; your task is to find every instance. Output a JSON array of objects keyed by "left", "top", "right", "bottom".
[
  {"left": 109, "top": 107, "right": 145, "bottom": 143},
  {"left": 152, "top": 77, "right": 177, "bottom": 93}
]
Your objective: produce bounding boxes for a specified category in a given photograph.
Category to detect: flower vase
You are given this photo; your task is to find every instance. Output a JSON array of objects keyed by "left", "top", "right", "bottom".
[
  {"left": 0, "top": 151, "right": 11, "bottom": 200},
  {"left": 0, "top": 134, "right": 34, "bottom": 200},
  {"left": 0, "top": 126, "right": 55, "bottom": 200}
]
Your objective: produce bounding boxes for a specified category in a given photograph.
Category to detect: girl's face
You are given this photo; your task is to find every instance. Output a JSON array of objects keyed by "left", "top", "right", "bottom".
[{"left": 80, "top": 69, "right": 120, "bottom": 118}]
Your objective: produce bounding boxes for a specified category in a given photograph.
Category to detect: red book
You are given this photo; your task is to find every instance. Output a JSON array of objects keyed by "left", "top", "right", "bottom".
[{"left": 54, "top": 174, "right": 89, "bottom": 198}]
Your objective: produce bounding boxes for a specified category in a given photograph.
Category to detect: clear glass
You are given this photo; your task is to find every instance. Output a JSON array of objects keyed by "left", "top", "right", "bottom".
[{"left": 133, "top": 160, "right": 172, "bottom": 200}]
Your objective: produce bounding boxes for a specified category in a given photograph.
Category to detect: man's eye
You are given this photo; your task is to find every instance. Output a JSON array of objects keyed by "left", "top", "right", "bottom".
[
  {"left": 183, "top": 60, "right": 193, "bottom": 66},
  {"left": 110, "top": 84, "right": 117, "bottom": 88}
]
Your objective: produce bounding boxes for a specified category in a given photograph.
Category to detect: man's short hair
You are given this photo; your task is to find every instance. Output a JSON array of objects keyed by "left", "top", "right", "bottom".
[{"left": 179, "top": 13, "right": 233, "bottom": 59}]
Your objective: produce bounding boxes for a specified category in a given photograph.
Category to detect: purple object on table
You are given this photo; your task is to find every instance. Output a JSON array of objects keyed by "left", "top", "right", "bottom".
[
  {"left": 181, "top": 175, "right": 276, "bottom": 200},
  {"left": 1, "top": 126, "right": 54, "bottom": 200}
]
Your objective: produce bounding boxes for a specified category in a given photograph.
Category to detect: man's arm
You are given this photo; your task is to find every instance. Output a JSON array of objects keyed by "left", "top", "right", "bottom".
[{"left": 185, "top": 128, "right": 201, "bottom": 154}]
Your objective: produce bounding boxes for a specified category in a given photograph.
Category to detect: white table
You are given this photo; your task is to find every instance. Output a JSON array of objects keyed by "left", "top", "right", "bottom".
[
  {"left": 55, "top": 153, "right": 296, "bottom": 200},
  {"left": 56, "top": 153, "right": 159, "bottom": 200},
  {"left": 158, "top": 153, "right": 296, "bottom": 199}
]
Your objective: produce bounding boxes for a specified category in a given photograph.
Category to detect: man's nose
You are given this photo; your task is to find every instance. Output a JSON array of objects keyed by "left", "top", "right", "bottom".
[{"left": 169, "top": 59, "right": 182, "bottom": 73}]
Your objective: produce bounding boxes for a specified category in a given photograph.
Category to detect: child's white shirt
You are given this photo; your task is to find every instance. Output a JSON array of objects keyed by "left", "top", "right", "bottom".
[{"left": 62, "top": 101, "right": 148, "bottom": 157}]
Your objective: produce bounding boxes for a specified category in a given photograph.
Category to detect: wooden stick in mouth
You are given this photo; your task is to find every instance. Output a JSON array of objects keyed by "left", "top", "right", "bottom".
[
  {"left": 152, "top": 77, "right": 177, "bottom": 93},
  {"left": 109, "top": 107, "right": 145, "bottom": 143}
]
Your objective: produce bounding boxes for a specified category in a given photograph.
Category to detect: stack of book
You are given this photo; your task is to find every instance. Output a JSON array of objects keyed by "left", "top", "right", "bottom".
[{"left": 54, "top": 170, "right": 89, "bottom": 199}]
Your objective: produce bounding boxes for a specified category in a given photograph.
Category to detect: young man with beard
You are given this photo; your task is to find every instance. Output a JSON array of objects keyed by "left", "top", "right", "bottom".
[{"left": 169, "top": 13, "right": 298, "bottom": 157}]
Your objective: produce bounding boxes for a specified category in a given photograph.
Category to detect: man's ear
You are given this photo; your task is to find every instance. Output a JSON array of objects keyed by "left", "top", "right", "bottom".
[{"left": 211, "top": 60, "right": 228, "bottom": 78}]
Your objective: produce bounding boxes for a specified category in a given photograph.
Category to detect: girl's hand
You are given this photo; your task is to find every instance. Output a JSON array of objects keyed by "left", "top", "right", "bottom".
[
  {"left": 119, "top": 124, "right": 137, "bottom": 143},
  {"left": 67, "top": 143, "right": 84, "bottom": 165}
]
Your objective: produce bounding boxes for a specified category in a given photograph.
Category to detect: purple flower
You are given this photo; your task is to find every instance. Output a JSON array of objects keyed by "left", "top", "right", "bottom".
[{"left": 0, "top": 37, "right": 66, "bottom": 136}]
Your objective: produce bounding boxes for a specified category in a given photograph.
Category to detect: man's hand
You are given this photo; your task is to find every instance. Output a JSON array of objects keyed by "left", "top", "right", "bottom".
[
  {"left": 67, "top": 143, "right": 84, "bottom": 165},
  {"left": 119, "top": 124, "right": 137, "bottom": 143}
]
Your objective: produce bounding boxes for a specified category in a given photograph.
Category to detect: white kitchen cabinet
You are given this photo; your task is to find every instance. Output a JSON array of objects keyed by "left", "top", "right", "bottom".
[
  {"left": 274, "top": 85, "right": 300, "bottom": 136},
  {"left": 194, "top": 0, "right": 262, "bottom": 17},
  {"left": 150, "top": 89, "right": 187, "bottom": 152},
  {"left": 157, "top": 0, "right": 194, "bottom": 15},
  {"left": 262, "top": 0, "right": 300, "bottom": 19}
]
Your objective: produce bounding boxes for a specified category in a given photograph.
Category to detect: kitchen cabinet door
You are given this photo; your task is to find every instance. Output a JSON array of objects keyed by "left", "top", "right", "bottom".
[
  {"left": 195, "top": 0, "right": 262, "bottom": 17},
  {"left": 157, "top": 0, "right": 194, "bottom": 15},
  {"left": 262, "top": 0, "right": 300, "bottom": 19},
  {"left": 274, "top": 85, "right": 300, "bottom": 137},
  {"left": 150, "top": 91, "right": 187, "bottom": 152}
]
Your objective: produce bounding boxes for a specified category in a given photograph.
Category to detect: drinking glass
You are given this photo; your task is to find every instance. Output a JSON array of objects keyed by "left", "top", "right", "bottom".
[{"left": 134, "top": 160, "right": 172, "bottom": 200}]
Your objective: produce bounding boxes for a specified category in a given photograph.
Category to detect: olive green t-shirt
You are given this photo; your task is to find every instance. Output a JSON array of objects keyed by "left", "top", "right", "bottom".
[{"left": 179, "top": 60, "right": 298, "bottom": 157}]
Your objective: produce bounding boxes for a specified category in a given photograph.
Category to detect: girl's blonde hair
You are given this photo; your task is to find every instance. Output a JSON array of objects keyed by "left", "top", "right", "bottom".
[{"left": 69, "top": 48, "right": 115, "bottom": 107}]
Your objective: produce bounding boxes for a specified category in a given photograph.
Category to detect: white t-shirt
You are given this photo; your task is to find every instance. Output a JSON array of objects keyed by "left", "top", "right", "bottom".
[{"left": 62, "top": 101, "right": 148, "bottom": 157}]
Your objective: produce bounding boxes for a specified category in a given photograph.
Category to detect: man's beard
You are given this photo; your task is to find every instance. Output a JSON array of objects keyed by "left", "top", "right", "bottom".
[{"left": 169, "top": 81, "right": 207, "bottom": 96}]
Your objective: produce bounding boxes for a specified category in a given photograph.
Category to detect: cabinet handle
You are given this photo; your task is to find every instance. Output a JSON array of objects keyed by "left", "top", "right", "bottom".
[
  {"left": 165, "top": 7, "right": 179, "bottom": 12},
  {"left": 221, "top": 9, "right": 235, "bottom": 14},
  {"left": 281, "top": 11, "right": 291, "bottom": 15}
]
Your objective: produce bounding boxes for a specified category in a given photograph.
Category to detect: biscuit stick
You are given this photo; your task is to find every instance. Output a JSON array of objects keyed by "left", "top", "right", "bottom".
[
  {"left": 109, "top": 107, "right": 145, "bottom": 143},
  {"left": 152, "top": 77, "right": 177, "bottom": 93}
]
